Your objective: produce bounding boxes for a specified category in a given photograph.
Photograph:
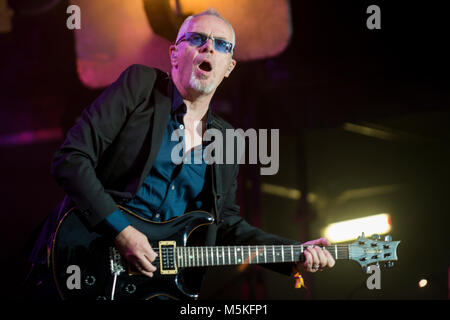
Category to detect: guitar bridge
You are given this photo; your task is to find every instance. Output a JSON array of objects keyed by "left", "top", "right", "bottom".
[
  {"left": 159, "top": 241, "right": 177, "bottom": 275},
  {"left": 109, "top": 247, "right": 125, "bottom": 275}
]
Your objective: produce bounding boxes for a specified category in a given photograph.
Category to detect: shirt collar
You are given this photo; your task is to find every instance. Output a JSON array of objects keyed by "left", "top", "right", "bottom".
[{"left": 170, "top": 80, "right": 213, "bottom": 128}]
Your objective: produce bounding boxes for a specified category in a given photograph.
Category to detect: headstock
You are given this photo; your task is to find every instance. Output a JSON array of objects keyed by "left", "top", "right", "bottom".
[{"left": 348, "top": 233, "right": 400, "bottom": 271}]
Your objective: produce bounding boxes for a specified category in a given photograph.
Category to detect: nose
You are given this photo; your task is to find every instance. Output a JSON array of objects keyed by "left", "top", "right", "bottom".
[{"left": 199, "top": 38, "right": 214, "bottom": 54}]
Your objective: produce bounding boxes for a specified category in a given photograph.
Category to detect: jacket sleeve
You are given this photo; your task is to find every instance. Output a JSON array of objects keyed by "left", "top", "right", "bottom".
[
  {"left": 50, "top": 65, "right": 156, "bottom": 229},
  {"left": 216, "top": 165, "right": 300, "bottom": 276}
]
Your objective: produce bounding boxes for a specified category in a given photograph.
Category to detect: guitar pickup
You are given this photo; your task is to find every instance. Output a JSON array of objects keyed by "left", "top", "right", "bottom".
[{"left": 159, "top": 241, "right": 177, "bottom": 275}]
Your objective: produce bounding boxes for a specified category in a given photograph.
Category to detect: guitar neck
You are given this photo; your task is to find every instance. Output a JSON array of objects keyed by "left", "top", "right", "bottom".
[{"left": 176, "top": 244, "right": 349, "bottom": 268}]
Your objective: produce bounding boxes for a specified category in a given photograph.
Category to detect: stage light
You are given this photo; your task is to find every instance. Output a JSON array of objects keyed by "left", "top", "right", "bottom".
[
  {"left": 323, "top": 213, "right": 392, "bottom": 243},
  {"left": 418, "top": 279, "right": 428, "bottom": 288}
]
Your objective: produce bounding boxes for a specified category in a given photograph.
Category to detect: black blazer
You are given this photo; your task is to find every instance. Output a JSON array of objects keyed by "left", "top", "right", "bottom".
[{"left": 48, "top": 65, "right": 297, "bottom": 276}]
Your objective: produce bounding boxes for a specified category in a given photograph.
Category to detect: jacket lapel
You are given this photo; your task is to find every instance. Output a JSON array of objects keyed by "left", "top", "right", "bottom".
[
  {"left": 210, "top": 115, "right": 225, "bottom": 223},
  {"left": 137, "top": 88, "right": 171, "bottom": 190}
]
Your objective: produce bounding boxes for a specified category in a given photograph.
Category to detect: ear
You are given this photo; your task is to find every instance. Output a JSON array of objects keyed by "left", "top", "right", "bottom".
[
  {"left": 169, "top": 45, "right": 177, "bottom": 68},
  {"left": 224, "top": 58, "right": 237, "bottom": 78}
]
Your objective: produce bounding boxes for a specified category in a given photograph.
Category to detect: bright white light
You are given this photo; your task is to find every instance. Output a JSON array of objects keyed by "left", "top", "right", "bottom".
[
  {"left": 323, "top": 213, "right": 392, "bottom": 243},
  {"left": 418, "top": 279, "right": 428, "bottom": 288}
]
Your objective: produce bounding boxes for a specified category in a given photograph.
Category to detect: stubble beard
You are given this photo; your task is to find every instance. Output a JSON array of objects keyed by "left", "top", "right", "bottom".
[{"left": 189, "top": 72, "right": 215, "bottom": 95}]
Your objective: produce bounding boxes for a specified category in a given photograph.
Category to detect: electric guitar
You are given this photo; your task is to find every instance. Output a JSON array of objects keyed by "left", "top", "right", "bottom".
[{"left": 51, "top": 206, "right": 400, "bottom": 300}]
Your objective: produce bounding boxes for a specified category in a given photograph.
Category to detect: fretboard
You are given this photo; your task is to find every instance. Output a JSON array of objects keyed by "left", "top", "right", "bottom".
[{"left": 176, "top": 245, "right": 349, "bottom": 268}]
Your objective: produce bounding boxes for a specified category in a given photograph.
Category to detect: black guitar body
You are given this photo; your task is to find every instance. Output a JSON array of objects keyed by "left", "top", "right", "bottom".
[{"left": 51, "top": 208, "right": 214, "bottom": 300}]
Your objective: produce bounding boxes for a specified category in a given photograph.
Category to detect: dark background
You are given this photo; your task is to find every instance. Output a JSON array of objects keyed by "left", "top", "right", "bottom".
[{"left": 0, "top": 0, "right": 448, "bottom": 300}]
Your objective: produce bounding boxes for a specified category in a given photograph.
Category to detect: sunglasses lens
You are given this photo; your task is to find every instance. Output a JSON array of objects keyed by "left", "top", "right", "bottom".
[
  {"left": 215, "top": 39, "right": 233, "bottom": 53},
  {"left": 187, "top": 33, "right": 207, "bottom": 46}
]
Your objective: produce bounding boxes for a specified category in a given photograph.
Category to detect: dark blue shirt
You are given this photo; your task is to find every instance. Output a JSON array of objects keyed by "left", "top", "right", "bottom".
[{"left": 99, "top": 83, "right": 212, "bottom": 237}]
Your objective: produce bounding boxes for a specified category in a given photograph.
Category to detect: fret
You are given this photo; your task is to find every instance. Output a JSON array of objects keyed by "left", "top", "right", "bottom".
[
  {"left": 201, "top": 247, "right": 204, "bottom": 266},
  {"left": 281, "top": 246, "right": 285, "bottom": 262},
  {"left": 335, "top": 245, "right": 338, "bottom": 260},
  {"left": 186, "top": 247, "right": 189, "bottom": 267},
  {"left": 216, "top": 247, "right": 219, "bottom": 265},
  {"left": 234, "top": 246, "right": 237, "bottom": 264},
  {"left": 186, "top": 247, "right": 191, "bottom": 267},
  {"left": 186, "top": 247, "right": 190, "bottom": 267},
  {"left": 256, "top": 246, "right": 259, "bottom": 264},
  {"left": 198, "top": 247, "right": 201, "bottom": 266},
  {"left": 228, "top": 246, "right": 231, "bottom": 265},
  {"left": 244, "top": 246, "right": 252, "bottom": 263},
  {"left": 237, "top": 246, "right": 241, "bottom": 264},
  {"left": 291, "top": 245, "right": 294, "bottom": 262},
  {"left": 195, "top": 247, "right": 198, "bottom": 267},
  {"left": 211, "top": 247, "right": 214, "bottom": 266},
  {"left": 272, "top": 246, "right": 275, "bottom": 263},
  {"left": 184, "top": 247, "right": 187, "bottom": 267},
  {"left": 246, "top": 246, "right": 249, "bottom": 263},
  {"left": 222, "top": 247, "right": 225, "bottom": 265},
  {"left": 250, "top": 246, "right": 256, "bottom": 263},
  {"left": 241, "top": 246, "right": 244, "bottom": 264},
  {"left": 264, "top": 246, "right": 267, "bottom": 263},
  {"left": 247, "top": 245, "right": 250, "bottom": 263},
  {"left": 182, "top": 247, "right": 185, "bottom": 267}
]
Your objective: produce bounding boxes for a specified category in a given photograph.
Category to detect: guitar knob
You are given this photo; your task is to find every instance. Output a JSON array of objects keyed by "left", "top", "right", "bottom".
[
  {"left": 123, "top": 283, "right": 137, "bottom": 295},
  {"left": 372, "top": 234, "right": 381, "bottom": 240},
  {"left": 384, "top": 235, "right": 392, "bottom": 241},
  {"left": 84, "top": 275, "right": 96, "bottom": 286}
]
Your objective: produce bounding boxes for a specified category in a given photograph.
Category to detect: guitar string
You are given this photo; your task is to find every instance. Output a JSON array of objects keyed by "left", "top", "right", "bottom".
[
  {"left": 173, "top": 247, "right": 350, "bottom": 253},
  {"left": 171, "top": 246, "right": 351, "bottom": 265}
]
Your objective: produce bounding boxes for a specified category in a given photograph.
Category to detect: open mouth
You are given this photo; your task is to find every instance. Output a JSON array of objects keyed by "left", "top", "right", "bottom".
[{"left": 198, "top": 60, "right": 212, "bottom": 72}]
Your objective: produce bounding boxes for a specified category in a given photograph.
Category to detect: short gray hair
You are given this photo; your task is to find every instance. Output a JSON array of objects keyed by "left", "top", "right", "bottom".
[{"left": 175, "top": 9, "right": 236, "bottom": 48}]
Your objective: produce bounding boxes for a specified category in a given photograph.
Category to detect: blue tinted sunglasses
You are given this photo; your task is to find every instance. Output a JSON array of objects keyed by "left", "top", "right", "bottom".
[{"left": 175, "top": 32, "right": 234, "bottom": 54}]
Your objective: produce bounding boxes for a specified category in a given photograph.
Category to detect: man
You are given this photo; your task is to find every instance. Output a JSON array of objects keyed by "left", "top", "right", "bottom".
[{"left": 27, "top": 9, "right": 334, "bottom": 299}]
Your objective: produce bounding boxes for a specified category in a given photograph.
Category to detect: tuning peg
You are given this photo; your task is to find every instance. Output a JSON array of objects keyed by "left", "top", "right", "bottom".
[
  {"left": 361, "top": 232, "right": 366, "bottom": 238},
  {"left": 384, "top": 235, "right": 392, "bottom": 241},
  {"left": 372, "top": 234, "right": 381, "bottom": 240},
  {"left": 384, "top": 261, "right": 394, "bottom": 268}
]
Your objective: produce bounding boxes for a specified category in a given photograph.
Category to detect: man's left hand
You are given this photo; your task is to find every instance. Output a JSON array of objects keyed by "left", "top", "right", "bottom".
[{"left": 295, "top": 238, "right": 335, "bottom": 273}]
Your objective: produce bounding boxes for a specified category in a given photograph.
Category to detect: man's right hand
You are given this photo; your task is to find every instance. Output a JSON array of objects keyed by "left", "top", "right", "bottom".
[{"left": 114, "top": 225, "right": 157, "bottom": 277}]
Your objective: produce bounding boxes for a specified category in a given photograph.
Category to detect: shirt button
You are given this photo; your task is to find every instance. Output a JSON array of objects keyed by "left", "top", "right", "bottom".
[
  {"left": 155, "top": 213, "right": 160, "bottom": 218},
  {"left": 171, "top": 185, "right": 175, "bottom": 190},
  {"left": 179, "top": 124, "right": 184, "bottom": 129}
]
